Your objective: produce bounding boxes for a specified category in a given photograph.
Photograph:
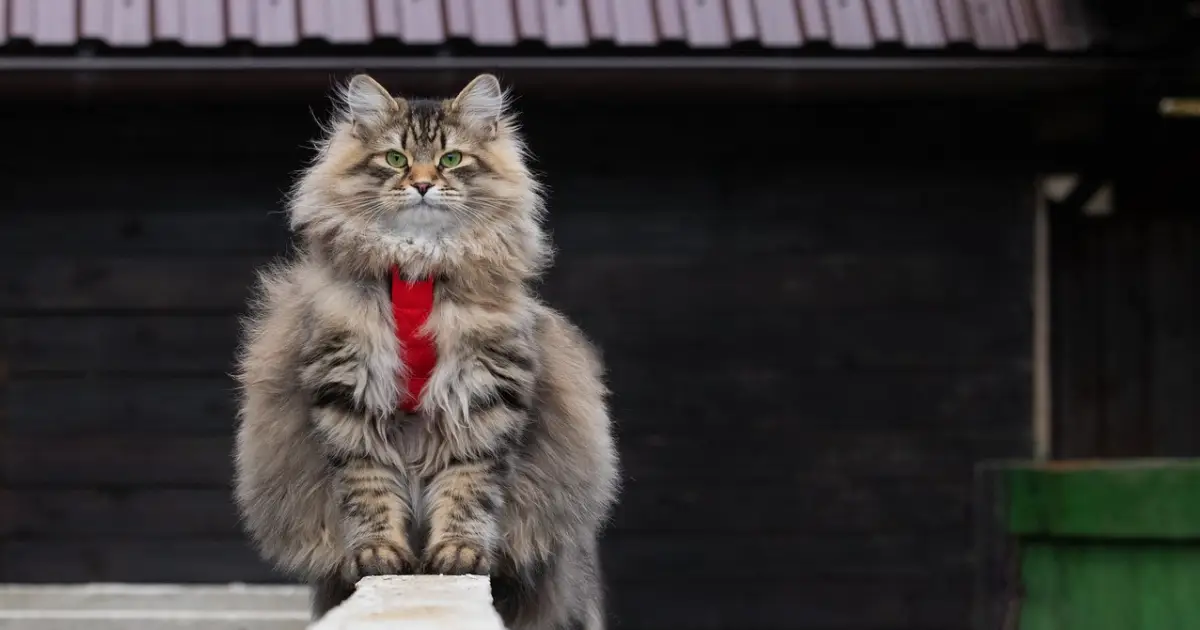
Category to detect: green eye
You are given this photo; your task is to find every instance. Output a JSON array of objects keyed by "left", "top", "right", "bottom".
[
  {"left": 385, "top": 150, "right": 408, "bottom": 168},
  {"left": 439, "top": 151, "right": 463, "bottom": 168}
]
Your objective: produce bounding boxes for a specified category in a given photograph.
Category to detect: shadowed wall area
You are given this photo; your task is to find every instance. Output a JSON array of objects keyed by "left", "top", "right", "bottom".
[{"left": 0, "top": 97, "right": 1034, "bottom": 630}]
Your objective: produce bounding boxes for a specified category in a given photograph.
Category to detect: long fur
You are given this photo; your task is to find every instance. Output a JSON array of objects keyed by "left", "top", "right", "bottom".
[{"left": 232, "top": 73, "right": 620, "bottom": 630}]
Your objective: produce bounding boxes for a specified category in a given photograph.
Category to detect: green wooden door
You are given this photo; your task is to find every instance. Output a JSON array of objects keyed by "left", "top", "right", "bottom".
[{"left": 991, "top": 459, "right": 1200, "bottom": 630}]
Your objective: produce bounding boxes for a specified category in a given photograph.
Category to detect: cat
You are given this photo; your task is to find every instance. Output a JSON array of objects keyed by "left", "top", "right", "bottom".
[{"left": 232, "top": 73, "right": 620, "bottom": 630}]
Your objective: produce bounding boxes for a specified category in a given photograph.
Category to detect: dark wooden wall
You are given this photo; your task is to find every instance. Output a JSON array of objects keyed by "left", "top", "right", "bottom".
[
  {"left": 0, "top": 97, "right": 1035, "bottom": 630},
  {"left": 1051, "top": 164, "right": 1200, "bottom": 458}
]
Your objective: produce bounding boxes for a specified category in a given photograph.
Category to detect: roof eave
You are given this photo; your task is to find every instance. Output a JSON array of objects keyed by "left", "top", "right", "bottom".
[{"left": 0, "top": 55, "right": 1179, "bottom": 101}]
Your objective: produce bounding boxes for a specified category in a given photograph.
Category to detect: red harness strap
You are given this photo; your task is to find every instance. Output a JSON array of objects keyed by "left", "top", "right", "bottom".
[{"left": 391, "top": 267, "right": 436, "bottom": 413}]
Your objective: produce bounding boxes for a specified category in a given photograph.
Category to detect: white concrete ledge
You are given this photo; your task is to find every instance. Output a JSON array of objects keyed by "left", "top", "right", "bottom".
[
  {"left": 0, "top": 583, "right": 312, "bottom": 629},
  {"left": 0, "top": 583, "right": 311, "bottom": 611},
  {"left": 309, "top": 576, "right": 505, "bottom": 630},
  {"left": 0, "top": 609, "right": 311, "bottom": 630}
]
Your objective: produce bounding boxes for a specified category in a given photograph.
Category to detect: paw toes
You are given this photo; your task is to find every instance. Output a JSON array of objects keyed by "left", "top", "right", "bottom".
[
  {"left": 351, "top": 540, "right": 416, "bottom": 577},
  {"left": 426, "top": 541, "right": 489, "bottom": 575}
]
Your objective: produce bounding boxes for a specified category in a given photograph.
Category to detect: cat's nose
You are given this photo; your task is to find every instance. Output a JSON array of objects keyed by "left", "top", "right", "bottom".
[{"left": 411, "top": 182, "right": 433, "bottom": 196}]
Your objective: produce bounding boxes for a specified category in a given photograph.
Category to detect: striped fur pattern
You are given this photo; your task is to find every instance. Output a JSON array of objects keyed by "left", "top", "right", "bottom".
[{"left": 232, "top": 74, "right": 619, "bottom": 630}]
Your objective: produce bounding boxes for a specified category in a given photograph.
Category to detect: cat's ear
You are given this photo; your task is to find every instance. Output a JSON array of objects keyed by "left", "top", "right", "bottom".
[
  {"left": 341, "top": 73, "right": 398, "bottom": 131},
  {"left": 451, "top": 74, "right": 506, "bottom": 136}
]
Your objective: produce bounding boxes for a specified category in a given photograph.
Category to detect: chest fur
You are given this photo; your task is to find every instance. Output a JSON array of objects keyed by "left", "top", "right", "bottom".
[
  {"left": 305, "top": 275, "right": 535, "bottom": 475},
  {"left": 321, "top": 278, "right": 524, "bottom": 423}
]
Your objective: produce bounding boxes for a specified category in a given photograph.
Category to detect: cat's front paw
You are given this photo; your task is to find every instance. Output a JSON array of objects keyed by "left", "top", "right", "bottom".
[
  {"left": 424, "top": 540, "right": 491, "bottom": 575},
  {"left": 349, "top": 539, "right": 418, "bottom": 577}
]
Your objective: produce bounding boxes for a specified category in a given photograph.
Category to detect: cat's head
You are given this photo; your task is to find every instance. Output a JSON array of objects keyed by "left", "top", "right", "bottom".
[{"left": 290, "top": 73, "right": 547, "bottom": 284}]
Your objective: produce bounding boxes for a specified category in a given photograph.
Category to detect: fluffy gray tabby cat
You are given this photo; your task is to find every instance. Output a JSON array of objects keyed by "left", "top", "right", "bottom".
[{"left": 232, "top": 73, "right": 620, "bottom": 630}]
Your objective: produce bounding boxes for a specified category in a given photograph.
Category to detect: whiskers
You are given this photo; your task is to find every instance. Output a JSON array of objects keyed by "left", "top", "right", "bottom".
[
  {"left": 327, "top": 194, "right": 394, "bottom": 216},
  {"left": 442, "top": 197, "right": 516, "bottom": 224}
]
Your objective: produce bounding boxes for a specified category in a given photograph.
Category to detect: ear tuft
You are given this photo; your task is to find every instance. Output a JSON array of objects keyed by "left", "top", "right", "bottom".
[
  {"left": 341, "top": 73, "right": 398, "bottom": 130},
  {"left": 452, "top": 74, "right": 506, "bottom": 134}
]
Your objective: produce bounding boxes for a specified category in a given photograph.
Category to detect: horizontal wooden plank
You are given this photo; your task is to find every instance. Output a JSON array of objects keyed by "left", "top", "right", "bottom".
[
  {"left": 5, "top": 315, "right": 241, "bottom": 373},
  {"left": 0, "top": 425, "right": 1028, "bottom": 486},
  {"left": 545, "top": 205, "right": 1027, "bottom": 260},
  {"left": 0, "top": 539, "right": 283, "bottom": 583},
  {"left": 609, "top": 478, "right": 972, "bottom": 536},
  {"left": 0, "top": 257, "right": 264, "bottom": 311},
  {"left": 0, "top": 436, "right": 233, "bottom": 486},
  {"left": 0, "top": 488, "right": 241, "bottom": 537},
  {"left": 545, "top": 251, "right": 1028, "bottom": 317},
  {"left": 546, "top": 171, "right": 1032, "bottom": 258},
  {"left": 4, "top": 378, "right": 238, "bottom": 435},
  {"left": 610, "top": 364, "right": 1028, "bottom": 429},
  {"left": 605, "top": 573, "right": 966, "bottom": 630},
  {"left": 600, "top": 533, "right": 969, "bottom": 583},
  {"left": 574, "top": 303, "right": 1030, "bottom": 370},
  {"left": 0, "top": 110, "right": 310, "bottom": 160},
  {"left": 0, "top": 210, "right": 290, "bottom": 255},
  {"left": 617, "top": 428, "right": 1030, "bottom": 483}
]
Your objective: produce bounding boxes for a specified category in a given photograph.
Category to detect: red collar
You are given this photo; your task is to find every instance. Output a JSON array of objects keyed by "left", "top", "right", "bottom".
[{"left": 391, "top": 267, "right": 436, "bottom": 413}]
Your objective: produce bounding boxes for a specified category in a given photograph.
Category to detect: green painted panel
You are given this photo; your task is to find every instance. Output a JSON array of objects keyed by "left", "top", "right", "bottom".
[
  {"left": 1018, "top": 541, "right": 1200, "bottom": 630},
  {"left": 1006, "top": 459, "right": 1200, "bottom": 539}
]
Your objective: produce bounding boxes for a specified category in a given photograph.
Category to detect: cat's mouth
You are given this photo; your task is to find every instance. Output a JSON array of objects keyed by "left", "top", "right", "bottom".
[
  {"left": 397, "top": 200, "right": 447, "bottom": 213},
  {"left": 412, "top": 192, "right": 452, "bottom": 207}
]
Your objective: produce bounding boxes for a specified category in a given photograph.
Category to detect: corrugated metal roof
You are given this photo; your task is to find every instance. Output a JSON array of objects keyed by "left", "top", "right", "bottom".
[{"left": 0, "top": 0, "right": 1102, "bottom": 52}]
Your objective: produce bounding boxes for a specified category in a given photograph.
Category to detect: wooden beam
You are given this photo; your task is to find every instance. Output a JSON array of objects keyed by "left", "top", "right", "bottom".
[
  {"left": 0, "top": 55, "right": 1161, "bottom": 102},
  {"left": 1033, "top": 175, "right": 1052, "bottom": 461},
  {"left": 1160, "top": 97, "right": 1200, "bottom": 117}
]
